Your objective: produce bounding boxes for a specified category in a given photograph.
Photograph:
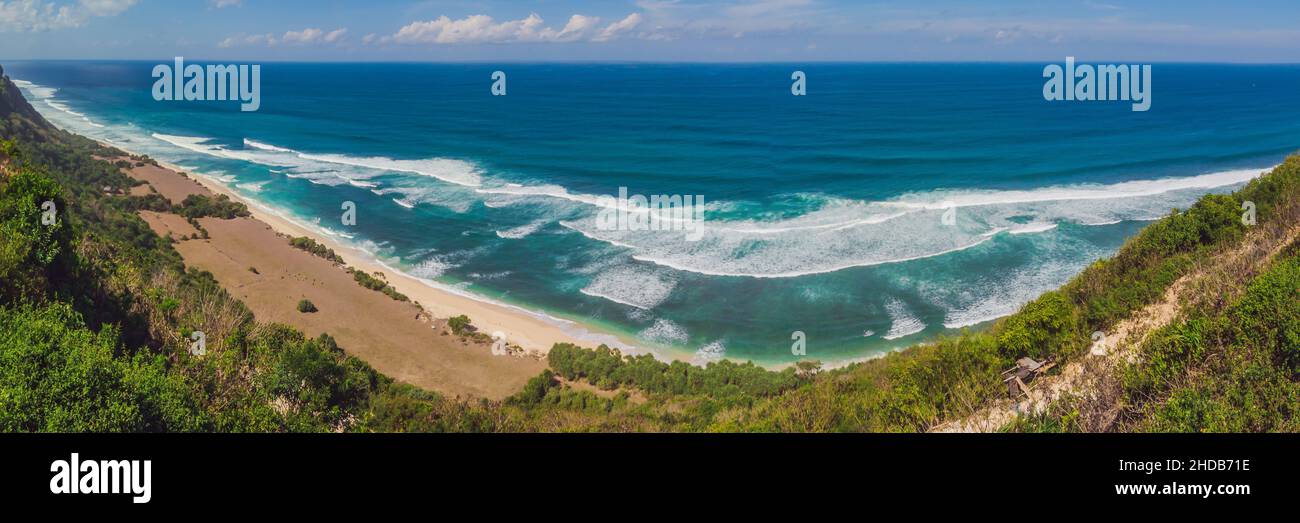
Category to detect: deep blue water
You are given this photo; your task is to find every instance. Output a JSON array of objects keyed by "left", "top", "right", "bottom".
[{"left": 8, "top": 61, "right": 1300, "bottom": 364}]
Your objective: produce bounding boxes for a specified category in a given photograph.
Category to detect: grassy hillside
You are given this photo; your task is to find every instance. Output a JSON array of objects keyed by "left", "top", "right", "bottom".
[{"left": 1, "top": 64, "right": 1296, "bottom": 433}]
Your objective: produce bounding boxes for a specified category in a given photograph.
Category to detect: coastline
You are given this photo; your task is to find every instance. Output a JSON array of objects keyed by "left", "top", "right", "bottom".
[
  {"left": 85, "top": 135, "right": 1269, "bottom": 374},
  {"left": 146, "top": 150, "right": 643, "bottom": 357},
  {"left": 88, "top": 141, "right": 1039, "bottom": 371}
]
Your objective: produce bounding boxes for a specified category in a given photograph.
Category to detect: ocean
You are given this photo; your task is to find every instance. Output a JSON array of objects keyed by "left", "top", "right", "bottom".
[{"left": 7, "top": 61, "right": 1300, "bottom": 365}]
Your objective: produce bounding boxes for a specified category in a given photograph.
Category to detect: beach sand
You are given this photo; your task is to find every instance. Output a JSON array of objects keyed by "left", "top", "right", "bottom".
[{"left": 115, "top": 156, "right": 617, "bottom": 400}]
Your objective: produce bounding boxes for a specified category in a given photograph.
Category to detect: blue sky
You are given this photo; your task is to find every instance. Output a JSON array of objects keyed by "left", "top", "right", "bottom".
[{"left": 2, "top": 0, "right": 1300, "bottom": 62}]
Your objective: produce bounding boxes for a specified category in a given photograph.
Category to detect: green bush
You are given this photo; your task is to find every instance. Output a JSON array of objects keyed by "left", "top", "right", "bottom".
[
  {"left": 1230, "top": 254, "right": 1300, "bottom": 371},
  {"left": 447, "top": 315, "right": 471, "bottom": 335},
  {"left": 351, "top": 270, "right": 409, "bottom": 302},
  {"left": 297, "top": 299, "right": 318, "bottom": 313},
  {"left": 174, "top": 193, "right": 249, "bottom": 220},
  {"left": 289, "top": 236, "right": 344, "bottom": 264},
  {"left": 0, "top": 167, "right": 74, "bottom": 302},
  {"left": 0, "top": 302, "right": 206, "bottom": 432},
  {"left": 995, "top": 291, "right": 1080, "bottom": 360}
]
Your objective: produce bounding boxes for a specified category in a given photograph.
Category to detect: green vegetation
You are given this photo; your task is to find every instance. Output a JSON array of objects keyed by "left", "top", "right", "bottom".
[
  {"left": 297, "top": 299, "right": 318, "bottom": 313},
  {"left": 350, "top": 269, "right": 409, "bottom": 302},
  {"left": 549, "top": 343, "right": 803, "bottom": 397},
  {"left": 447, "top": 314, "right": 471, "bottom": 335},
  {"left": 289, "top": 236, "right": 344, "bottom": 264},
  {"left": 0, "top": 166, "right": 74, "bottom": 302},
  {"left": 444, "top": 314, "right": 495, "bottom": 344},
  {"left": 1127, "top": 245, "right": 1300, "bottom": 432},
  {"left": 174, "top": 193, "right": 249, "bottom": 220}
]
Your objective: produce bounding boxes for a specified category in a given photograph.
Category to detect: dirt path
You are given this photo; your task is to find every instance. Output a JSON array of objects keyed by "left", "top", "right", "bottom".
[{"left": 932, "top": 218, "right": 1300, "bottom": 433}]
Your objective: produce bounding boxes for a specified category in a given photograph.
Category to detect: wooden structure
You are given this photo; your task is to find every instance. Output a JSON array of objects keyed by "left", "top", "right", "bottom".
[{"left": 1002, "top": 357, "right": 1056, "bottom": 398}]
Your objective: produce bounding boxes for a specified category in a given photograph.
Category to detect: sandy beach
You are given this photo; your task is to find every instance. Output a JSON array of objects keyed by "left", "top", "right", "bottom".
[{"left": 112, "top": 152, "right": 633, "bottom": 399}]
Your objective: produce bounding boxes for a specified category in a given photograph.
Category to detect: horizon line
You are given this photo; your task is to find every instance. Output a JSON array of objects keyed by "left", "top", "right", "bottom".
[{"left": 5, "top": 58, "right": 1300, "bottom": 66}]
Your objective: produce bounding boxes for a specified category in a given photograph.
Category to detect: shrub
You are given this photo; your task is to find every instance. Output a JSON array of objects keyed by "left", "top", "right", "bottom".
[
  {"left": 289, "top": 236, "right": 343, "bottom": 264},
  {"left": 447, "top": 315, "right": 471, "bottom": 335},
  {"left": 995, "top": 291, "right": 1080, "bottom": 360},
  {"left": 351, "top": 270, "right": 410, "bottom": 302},
  {"left": 174, "top": 193, "right": 249, "bottom": 220},
  {"left": 297, "top": 299, "right": 318, "bottom": 313}
]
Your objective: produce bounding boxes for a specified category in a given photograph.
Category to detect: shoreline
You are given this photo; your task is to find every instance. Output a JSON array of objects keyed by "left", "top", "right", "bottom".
[
  {"left": 152, "top": 155, "right": 869, "bottom": 369},
  {"left": 102, "top": 143, "right": 976, "bottom": 371},
  {"left": 152, "top": 152, "right": 644, "bottom": 357}
]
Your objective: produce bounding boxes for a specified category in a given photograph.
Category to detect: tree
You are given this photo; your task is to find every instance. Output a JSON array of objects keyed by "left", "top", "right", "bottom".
[{"left": 0, "top": 167, "right": 74, "bottom": 302}]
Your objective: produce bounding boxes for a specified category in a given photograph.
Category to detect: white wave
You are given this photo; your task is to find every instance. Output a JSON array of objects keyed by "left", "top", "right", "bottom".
[
  {"left": 639, "top": 318, "right": 690, "bottom": 345},
  {"left": 243, "top": 139, "right": 294, "bottom": 153},
  {"left": 633, "top": 234, "right": 996, "bottom": 279},
  {"left": 154, "top": 133, "right": 267, "bottom": 162},
  {"left": 154, "top": 134, "right": 371, "bottom": 187},
  {"left": 371, "top": 183, "right": 475, "bottom": 213},
  {"left": 235, "top": 181, "right": 268, "bottom": 193},
  {"left": 693, "top": 340, "right": 727, "bottom": 364},
  {"left": 297, "top": 151, "right": 482, "bottom": 187},
  {"left": 153, "top": 135, "right": 483, "bottom": 191},
  {"left": 929, "top": 239, "right": 1105, "bottom": 329},
  {"left": 245, "top": 139, "right": 481, "bottom": 188},
  {"left": 13, "top": 79, "right": 104, "bottom": 128},
  {"left": 409, "top": 256, "right": 454, "bottom": 279},
  {"left": 476, "top": 183, "right": 609, "bottom": 208},
  {"left": 887, "top": 168, "right": 1265, "bottom": 210},
  {"left": 883, "top": 299, "right": 926, "bottom": 340},
  {"left": 1008, "top": 222, "right": 1058, "bottom": 235},
  {"left": 558, "top": 221, "right": 641, "bottom": 250},
  {"left": 495, "top": 219, "right": 549, "bottom": 239},
  {"left": 558, "top": 167, "right": 1266, "bottom": 279},
  {"left": 12, "top": 79, "right": 57, "bottom": 99},
  {"left": 580, "top": 264, "right": 678, "bottom": 310},
  {"left": 43, "top": 100, "right": 103, "bottom": 127},
  {"left": 316, "top": 226, "right": 355, "bottom": 240},
  {"left": 199, "top": 170, "right": 237, "bottom": 183}
]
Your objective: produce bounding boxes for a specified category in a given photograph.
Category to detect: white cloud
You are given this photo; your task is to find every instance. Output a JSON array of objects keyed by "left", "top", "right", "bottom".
[
  {"left": 593, "top": 13, "right": 642, "bottom": 42},
  {"left": 633, "top": 0, "right": 817, "bottom": 39},
  {"left": 554, "top": 14, "right": 600, "bottom": 42},
  {"left": 219, "top": 27, "right": 348, "bottom": 48},
  {"left": 0, "top": 0, "right": 136, "bottom": 32},
  {"left": 380, "top": 12, "right": 644, "bottom": 45},
  {"left": 77, "top": 0, "right": 134, "bottom": 16},
  {"left": 210, "top": 0, "right": 241, "bottom": 8},
  {"left": 282, "top": 27, "right": 347, "bottom": 44}
]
